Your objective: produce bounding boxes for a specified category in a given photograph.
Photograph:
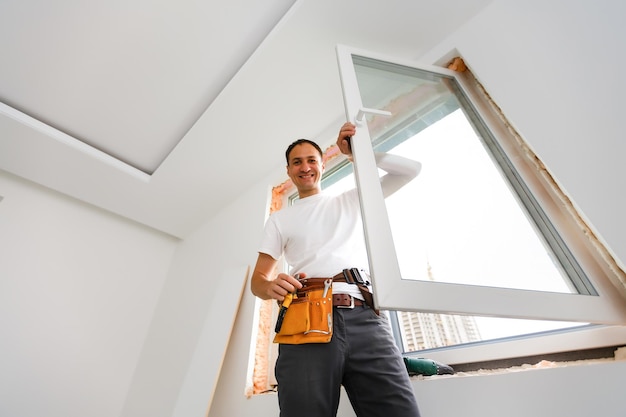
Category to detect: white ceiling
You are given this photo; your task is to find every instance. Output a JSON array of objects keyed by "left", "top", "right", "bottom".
[{"left": 0, "top": 0, "right": 493, "bottom": 239}]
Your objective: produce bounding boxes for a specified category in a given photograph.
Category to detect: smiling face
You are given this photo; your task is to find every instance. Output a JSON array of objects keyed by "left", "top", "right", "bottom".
[{"left": 286, "top": 143, "right": 325, "bottom": 198}]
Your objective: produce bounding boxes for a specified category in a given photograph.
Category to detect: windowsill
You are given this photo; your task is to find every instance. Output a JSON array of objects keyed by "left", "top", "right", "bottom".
[
  {"left": 412, "top": 352, "right": 623, "bottom": 381},
  {"left": 406, "top": 325, "right": 626, "bottom": 367},
  {"left": 248, "top": 354, "right": 625, "bottom": 400}
]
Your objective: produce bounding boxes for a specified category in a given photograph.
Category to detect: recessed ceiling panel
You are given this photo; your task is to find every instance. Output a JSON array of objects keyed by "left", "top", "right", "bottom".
[{"left": 0, "top": 0, "right": 296, "bottom": 174}]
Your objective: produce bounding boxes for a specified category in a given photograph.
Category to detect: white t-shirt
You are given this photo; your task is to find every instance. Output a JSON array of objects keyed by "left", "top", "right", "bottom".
[{"left": 259, "top": 189, "right": 369, "bottom": 298}]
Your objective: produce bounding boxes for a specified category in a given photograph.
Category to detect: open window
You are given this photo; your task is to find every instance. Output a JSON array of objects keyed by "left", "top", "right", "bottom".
[
  {"left": 248, "top": 47, "right": 626, "bottom": 395},
  {"left": 335, "top": 45, "right": 626, "bottom": 326}
]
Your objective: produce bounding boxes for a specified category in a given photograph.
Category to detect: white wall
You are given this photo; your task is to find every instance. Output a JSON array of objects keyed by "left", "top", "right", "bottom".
[
  {"left": 0, "top": 171, "right": 178, "bottom": 417},
  {"left": 205, "top": 1, "right": 626, "bottom": 416},
  {"left": 422, "top": 0, "right": 626, "bottom": 268},
  {"left": 2, "top": 2, "right": 625, "bottom": 417},
  {"left": 119, "top": 178, "right": 269, "bottom": 417},
  {"left": 413, "top": 360, "right": 626, "bottom": 416}
]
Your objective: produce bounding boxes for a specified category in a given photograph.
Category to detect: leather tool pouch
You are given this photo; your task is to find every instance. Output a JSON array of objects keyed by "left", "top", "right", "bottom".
[{"left": 273, "top": 278, "right": 333, "bottom": 344}]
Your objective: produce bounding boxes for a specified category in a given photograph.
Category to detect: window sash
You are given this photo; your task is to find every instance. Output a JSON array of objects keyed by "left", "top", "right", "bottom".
[{"left": 335, "top": 44, "right": 626, "bottom": 324}]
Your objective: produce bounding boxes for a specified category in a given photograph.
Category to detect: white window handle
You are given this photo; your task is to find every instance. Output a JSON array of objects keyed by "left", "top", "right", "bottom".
[{"left": 356, "top": 108, "right": 392, "bottom": 124}]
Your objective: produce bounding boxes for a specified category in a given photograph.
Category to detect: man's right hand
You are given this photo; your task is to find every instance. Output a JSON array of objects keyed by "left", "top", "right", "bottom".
[
  {"left": 251, "top": 253, "right": 306, "bottom": 301},
  {"left": 267, "top": 272, "right": 305, "bottom": 301}
]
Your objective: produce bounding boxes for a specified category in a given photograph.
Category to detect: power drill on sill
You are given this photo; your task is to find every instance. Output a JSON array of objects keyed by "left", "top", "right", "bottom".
[{"left": 403, "top": 357, "right": 455, "bottom": 376}]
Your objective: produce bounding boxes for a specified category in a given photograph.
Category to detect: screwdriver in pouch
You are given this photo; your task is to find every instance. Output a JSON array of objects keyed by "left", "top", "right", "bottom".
[{"left": 274, "top": 274, "right": 300, "bottom": 333}]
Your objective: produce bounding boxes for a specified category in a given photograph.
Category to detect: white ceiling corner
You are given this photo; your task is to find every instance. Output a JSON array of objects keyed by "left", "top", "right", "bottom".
[{"left": 0, "top": 0, "right": 494, "bottom": 238}]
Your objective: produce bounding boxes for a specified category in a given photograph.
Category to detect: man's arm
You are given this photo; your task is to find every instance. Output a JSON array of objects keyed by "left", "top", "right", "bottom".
[
  {"left": 376, "top": 152, "right": 421, "bottom": 198},
  {"left": 251, "top": 252, "right": 303, "bottom": 301},
  {"left": 336, "top": 122, "right": 421, "bottom": 198}
]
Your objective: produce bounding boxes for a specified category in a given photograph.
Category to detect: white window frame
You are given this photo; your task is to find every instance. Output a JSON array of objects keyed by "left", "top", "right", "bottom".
[{"left": 335, "top": 44, "right": 626, "bottom": 326}]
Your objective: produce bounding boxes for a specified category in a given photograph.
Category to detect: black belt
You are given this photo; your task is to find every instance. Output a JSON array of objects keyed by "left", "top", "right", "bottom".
[{"left": 331, "top": 268, "right": 368, "bottom": 285}]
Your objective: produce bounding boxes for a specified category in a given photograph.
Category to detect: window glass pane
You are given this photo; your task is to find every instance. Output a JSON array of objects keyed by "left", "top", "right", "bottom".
[
  {"left": 322, "top": 166, "right": 585, "bottom": 352},
  {"left": 352, "top": 56, "right": 582, "bottom": 294},
  {"left": 384, "top": 110, "right": 571, "bottom": 292}
]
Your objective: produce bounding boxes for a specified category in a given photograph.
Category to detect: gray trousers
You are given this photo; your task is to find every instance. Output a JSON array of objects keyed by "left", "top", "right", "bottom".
[{"left": 275, "top": 305, "right": 421, "bottom": 417}]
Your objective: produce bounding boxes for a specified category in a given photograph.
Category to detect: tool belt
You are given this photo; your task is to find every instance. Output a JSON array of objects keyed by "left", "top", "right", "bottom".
[
  {"left": 273, "top": 277, "right": 333, "bottom": 344},
  {"left": 273, "top": 269, "right": 377, "bottom": 345}
]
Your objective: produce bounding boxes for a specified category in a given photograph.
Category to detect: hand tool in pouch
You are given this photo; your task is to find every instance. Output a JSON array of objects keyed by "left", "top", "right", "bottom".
[{"left": 274, "top": 274, "right": 299, "bottom": 333}]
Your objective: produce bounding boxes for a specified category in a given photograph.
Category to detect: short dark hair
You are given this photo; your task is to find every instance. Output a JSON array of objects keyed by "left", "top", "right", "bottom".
[{"left": 285, "top": 139, "right": 323, "bottom": 165}]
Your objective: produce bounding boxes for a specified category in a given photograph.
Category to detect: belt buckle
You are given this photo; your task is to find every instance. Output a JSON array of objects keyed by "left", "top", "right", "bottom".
[{"left": 336, "top": 295, "right": 355, "bottom": 309}]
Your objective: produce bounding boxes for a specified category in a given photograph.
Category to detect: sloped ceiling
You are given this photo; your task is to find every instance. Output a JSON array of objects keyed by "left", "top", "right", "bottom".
[{"left": 0, "top": 0, "right": 493, "bottom": 238}]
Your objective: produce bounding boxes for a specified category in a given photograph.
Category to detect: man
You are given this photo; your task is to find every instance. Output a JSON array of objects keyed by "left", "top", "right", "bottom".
[{"left": 251, "top": 122, "right": 422, "bottom": 417}]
